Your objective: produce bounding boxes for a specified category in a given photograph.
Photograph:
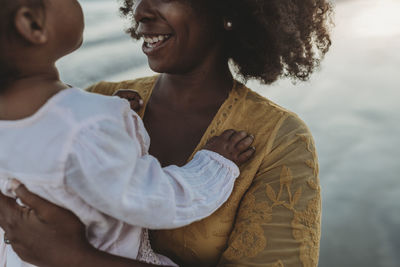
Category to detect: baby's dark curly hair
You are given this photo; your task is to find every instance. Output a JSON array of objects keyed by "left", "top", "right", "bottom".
[{"left": 120, "top": 0, "right": 333, "bottom": 84}]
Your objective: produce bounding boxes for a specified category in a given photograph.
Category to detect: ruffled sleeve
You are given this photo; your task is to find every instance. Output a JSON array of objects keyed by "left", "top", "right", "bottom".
[
  {"left": 65, "top": 111, "right": 240, "bottom": 230},
  {"left": 218, "top": 115, "right": 321, "bottom": 267}
]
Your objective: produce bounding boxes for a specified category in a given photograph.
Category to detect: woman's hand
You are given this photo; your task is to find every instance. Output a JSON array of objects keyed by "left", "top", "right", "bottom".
[
  {"left": 0, "top": 185, "right": 170, "bottom": 267},
  {"left": 0, "top": 185, "right": 91, "bottom": 267}
]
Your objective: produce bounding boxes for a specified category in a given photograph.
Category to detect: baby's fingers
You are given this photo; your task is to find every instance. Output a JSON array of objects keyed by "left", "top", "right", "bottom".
[
  {"left": 113, "top": 89, "right": 143, "bottom": 112},
  {"left": 112, "top": 89, "right": 140, "bottom": 97},
  {"left": 129, "top": 98, "right": 143, "bottom": 112},
  {"left": 220, "top": 129, "right": 236, "bottom": 140},
  {"left": 230, "top": 131, "right": 248, "bottom": 144},
  {"left": 237, "top": 147, "right": 256, "bottom": 164},
  {"left": 235, "top": 135, "right": 254, "bottom": 152}
]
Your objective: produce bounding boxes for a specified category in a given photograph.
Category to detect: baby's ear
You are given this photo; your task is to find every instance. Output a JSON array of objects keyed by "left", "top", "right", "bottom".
[{"left": 14, "top": 6, "right": 47, "bottom": 45}]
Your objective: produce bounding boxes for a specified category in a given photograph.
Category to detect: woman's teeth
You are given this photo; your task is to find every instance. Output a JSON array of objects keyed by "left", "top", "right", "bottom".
[
  {"left": 143, "top": 35, "right": 171, "bottom": 48},
  {"left": 144, "top": 35, "right": 165, "bottom": 43}
]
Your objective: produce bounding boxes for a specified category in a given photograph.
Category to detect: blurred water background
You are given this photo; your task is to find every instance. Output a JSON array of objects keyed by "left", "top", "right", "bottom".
[{"left": 57, "top": 0, "right": 400, "bottom": 266}]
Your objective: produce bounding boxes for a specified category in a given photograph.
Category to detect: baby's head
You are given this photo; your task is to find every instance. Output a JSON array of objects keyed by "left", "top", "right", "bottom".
[{"left": 0, "top": 0, "right": 84, "bottom": 90}]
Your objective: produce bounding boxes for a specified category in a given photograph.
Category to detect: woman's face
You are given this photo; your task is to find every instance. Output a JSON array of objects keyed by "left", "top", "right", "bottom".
[{"left": 133, "top": 0, "right": 222, "bottom": 74}]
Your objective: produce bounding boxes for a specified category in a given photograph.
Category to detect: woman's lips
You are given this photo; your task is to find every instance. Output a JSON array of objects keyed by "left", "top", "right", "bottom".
[{"left": 142, "top": 34, "right": 173, "bottom": 55}]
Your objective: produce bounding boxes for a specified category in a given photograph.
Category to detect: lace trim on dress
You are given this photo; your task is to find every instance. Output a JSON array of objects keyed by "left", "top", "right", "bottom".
[{"left": 137, "top": 229, "right": 162, "bottom": 265}]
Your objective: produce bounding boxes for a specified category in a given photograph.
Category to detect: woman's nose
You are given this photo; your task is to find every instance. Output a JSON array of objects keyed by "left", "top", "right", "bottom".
[{"left": 133, "top": 0, "right": 156, "bottom": 23}]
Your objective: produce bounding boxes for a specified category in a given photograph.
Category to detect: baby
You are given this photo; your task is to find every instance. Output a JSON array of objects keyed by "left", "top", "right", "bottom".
[{"left": 0, "top": 0, "right": 255, "bottom": 267}]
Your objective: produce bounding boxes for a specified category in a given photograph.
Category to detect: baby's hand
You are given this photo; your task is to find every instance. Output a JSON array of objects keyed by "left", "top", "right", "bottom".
[
  {"left": 204, "top": 130, "right": 255, "bottom": 166},
  {"left": 113, "top": 89, "right": 143, "bottom": 112}
]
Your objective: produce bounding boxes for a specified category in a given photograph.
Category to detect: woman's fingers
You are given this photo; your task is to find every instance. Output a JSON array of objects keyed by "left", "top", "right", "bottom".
[
  {"left": 14, "top": 185, "right": 50, "bottom": 219},
  {"left": 0, "top": 191, "right": 14, "bottom": 211},
  {"left": 0, "top": 192, "right": 21, "bottom": 223},
  {"left": 17, "top": 185, "right": 86, "bottom": 236},
  {"left": 15, "top": 184, "right": 42, "bottom": 208},
  {"left": 15, "top": 184, "right": 62, "bottom": 222}
]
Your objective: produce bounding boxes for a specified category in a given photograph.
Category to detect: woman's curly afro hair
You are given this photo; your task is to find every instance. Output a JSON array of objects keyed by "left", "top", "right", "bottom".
[{"left": 120, "top": 0, "right": 333, "bottom": 84}]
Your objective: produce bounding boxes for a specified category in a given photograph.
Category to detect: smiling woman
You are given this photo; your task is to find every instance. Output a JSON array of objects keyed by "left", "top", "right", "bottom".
[{"left": 111, "top": 0, "right": 333, "bottom": 266}]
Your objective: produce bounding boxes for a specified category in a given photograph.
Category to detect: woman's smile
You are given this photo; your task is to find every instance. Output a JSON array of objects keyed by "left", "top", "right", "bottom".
[{"left": 141, "top": 33, "right": 173, "bottom": 55}]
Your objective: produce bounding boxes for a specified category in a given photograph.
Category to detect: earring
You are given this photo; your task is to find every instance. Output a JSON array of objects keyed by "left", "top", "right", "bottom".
[{"left": 224, "top": 18, "right": 233, "bottom": 30}]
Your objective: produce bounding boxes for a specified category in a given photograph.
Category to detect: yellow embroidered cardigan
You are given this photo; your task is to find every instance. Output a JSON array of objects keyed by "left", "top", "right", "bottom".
[{"left": 87, "top": 76, "right": 321, "bottom": 267}]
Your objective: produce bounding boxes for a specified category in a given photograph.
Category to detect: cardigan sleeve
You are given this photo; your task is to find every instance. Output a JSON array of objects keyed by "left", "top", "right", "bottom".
[{"left": 217, "top": 115, "right": 321, "bottom": 267}]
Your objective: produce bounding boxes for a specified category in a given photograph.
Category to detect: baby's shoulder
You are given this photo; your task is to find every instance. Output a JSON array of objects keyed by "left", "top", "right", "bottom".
[
  {"left": 57, "top": 88, "right": 130, "bottom": 126},
  {"left": 86, "top": 76, "right": 158, "bottom": 97}
]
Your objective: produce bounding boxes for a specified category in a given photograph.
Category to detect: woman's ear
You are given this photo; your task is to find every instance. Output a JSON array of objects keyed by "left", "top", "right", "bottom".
[{"left": 14, "top": 6, "right": 47, "bottom": 45}]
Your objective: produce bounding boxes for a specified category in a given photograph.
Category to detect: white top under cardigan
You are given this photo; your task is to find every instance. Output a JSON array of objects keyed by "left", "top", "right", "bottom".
[{"left": 0, "top": 88, "right": 239, "bottom": 267}]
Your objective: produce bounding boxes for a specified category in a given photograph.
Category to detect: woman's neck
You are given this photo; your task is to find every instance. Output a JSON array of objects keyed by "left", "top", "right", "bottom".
[
  {"left": 155, "top": 62, "right": 233, "bottom": 112},
  {"left": 0, "top": 66, "right": 68, "bottom": 120}
]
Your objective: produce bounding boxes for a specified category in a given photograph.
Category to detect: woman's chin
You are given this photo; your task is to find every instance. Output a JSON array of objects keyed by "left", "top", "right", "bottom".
[
  {"left": 147, "top": 60, "right": 170, "bottom": 74},
  {"left": 147, "top": 66, "right": 163, "bottom": 74}
]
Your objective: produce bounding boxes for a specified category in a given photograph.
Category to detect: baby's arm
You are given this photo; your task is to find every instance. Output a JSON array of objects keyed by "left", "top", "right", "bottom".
[{"left": 64, "top": 113, "right": 254, "bottom": 230}]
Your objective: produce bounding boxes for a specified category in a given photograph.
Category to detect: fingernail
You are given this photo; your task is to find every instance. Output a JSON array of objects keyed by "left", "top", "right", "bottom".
[
  {"left": 249, "top": 134, "right": 255, "bottom": 139},
  {"left": 139, "top": 99, "right": 144, "bottom": 106},
  {"left": 16, "top": 198, "right": 25, "bottom": 207},
  {"left": 10, "top": 179, "right": 22, "bottom": 191},
  {"left": 8, "top": 179, "right": 22, "bottom": 198}
]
